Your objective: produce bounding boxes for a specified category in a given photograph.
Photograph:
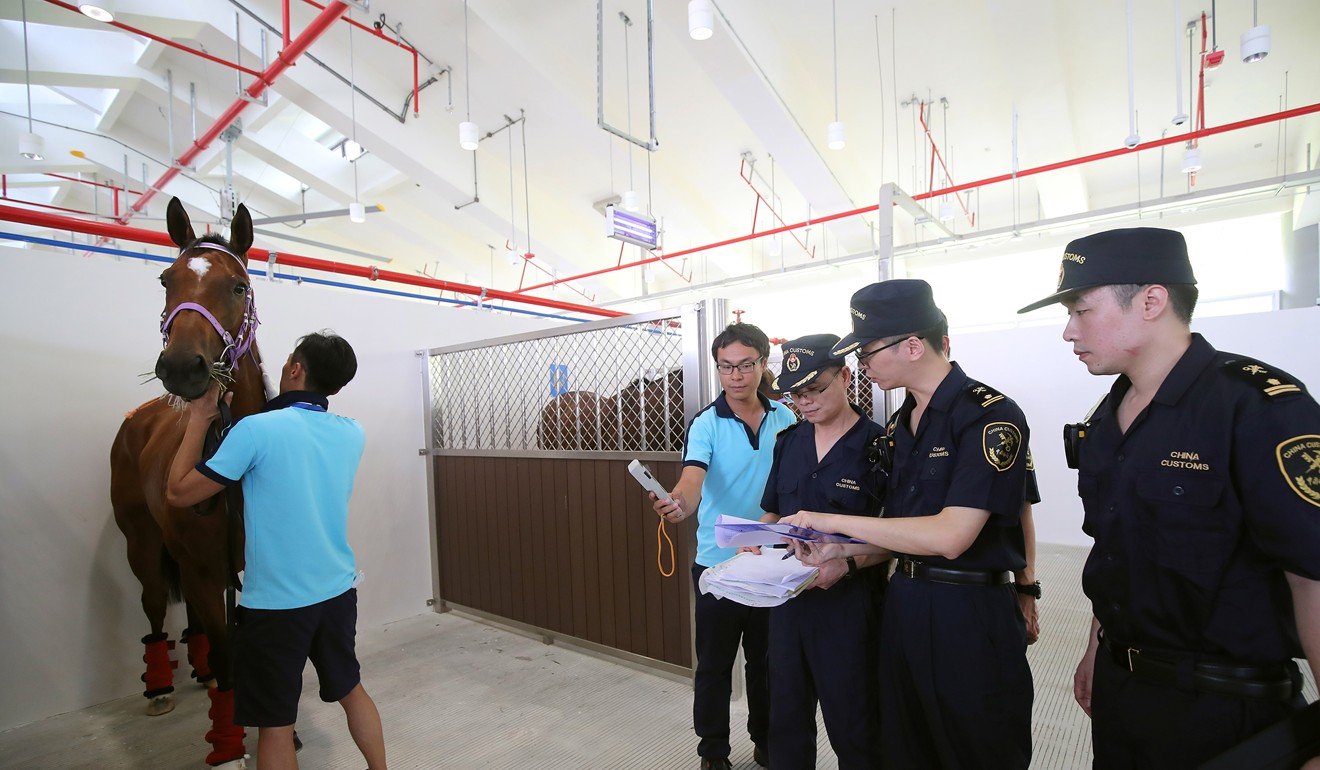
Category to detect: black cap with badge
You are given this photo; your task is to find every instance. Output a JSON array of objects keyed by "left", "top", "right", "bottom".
[
  {"left": 1017, "top": 227, "right": 1197, "bottom": 313},
  {"left": 773, "top": 334, "right": 847, "bottom": 394},
  {"left": 831, "top": 279, "right": 946, "bottom": 357}
]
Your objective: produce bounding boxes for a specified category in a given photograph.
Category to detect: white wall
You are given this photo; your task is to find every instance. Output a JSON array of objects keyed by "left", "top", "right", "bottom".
[
  {"left": 0, "top": 244, "right": 565, "bottom": 731},
  {"left": 951, "top": 307, "right": 1320, "bottom": 547}
]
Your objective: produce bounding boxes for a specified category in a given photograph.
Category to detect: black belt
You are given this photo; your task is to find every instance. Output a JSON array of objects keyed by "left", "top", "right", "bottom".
[
  {"left": 895, "top": 557, "right": 1011, "bottom": 586},
  {"left": 1102, "top": 636, "right": 1298, "bottom": 702}
]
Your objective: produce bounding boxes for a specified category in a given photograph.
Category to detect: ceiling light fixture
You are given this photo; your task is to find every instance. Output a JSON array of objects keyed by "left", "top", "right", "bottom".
[
  {"left": 1180, "top": 146, "right": 1202, "bottom": 173},
  {"left": 459, "top": 0, "right": 479, "bottom": 151},
  {"left": 827, "top": 0, "right": 845, "bottom": 150},
  {"left": 1240, "top": 0, "right": 1269, "bottom": 63},
  {"left": 688, "top": 0, "right": 713, "bottom": 41},
  {"left": 78, "top": 1, "right": 114, "bottom": 23},
  {"left": 18, "top": 0, "right": 44, "bottom": 160}
]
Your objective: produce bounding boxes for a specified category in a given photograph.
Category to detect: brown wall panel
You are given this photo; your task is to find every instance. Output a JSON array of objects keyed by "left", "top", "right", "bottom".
[{"left": 433, "top": 456, "right": 693, "bottom": 668}]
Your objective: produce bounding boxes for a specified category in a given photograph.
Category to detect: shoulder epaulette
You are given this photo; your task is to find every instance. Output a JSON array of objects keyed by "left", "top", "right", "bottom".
[
  {"left": 965, "top": 381, "right": 1008, "bottom": 409},
  {"left": 1220, "top": 356, "right": 1305, "bottom": 399}
]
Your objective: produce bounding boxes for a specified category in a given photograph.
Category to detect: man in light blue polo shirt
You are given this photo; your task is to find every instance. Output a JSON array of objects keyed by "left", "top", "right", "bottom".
[
  {"left": 167, "top": 331, "right": 386, "bottom": 770},
  {"left": 651, "top": 323, "right": 796, "bottom": 770}
]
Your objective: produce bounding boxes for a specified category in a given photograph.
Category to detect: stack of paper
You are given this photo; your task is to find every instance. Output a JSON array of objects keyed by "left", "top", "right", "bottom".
[
  {"left": 713, "top": 514, "right": 866, "bottom": 549},
  {"left": 698, "top": 550, "right": 818, "bottom": 607}
]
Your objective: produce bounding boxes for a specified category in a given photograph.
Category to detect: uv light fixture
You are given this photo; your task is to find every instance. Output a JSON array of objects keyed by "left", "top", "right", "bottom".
[{"left": 606, "top": 205, "right": 658, "bottom": 250}]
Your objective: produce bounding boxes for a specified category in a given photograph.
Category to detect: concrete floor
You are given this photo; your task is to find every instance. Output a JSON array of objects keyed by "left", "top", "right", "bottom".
[{"left": 3, "top": 543, "right": 1307, "bottom": 769}]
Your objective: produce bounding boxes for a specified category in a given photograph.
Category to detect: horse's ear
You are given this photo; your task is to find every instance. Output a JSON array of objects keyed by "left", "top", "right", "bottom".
[
  {"left": 165, "top": 197, "right": 194, "bottom": 249},
  {"left": 229, "top": 204, "right": 253, "bottom": 260}
]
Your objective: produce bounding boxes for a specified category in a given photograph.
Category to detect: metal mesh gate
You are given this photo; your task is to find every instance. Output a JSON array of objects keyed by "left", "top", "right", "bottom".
[{"left": 429, "top": 310, "right": 695, "bottom": 454}]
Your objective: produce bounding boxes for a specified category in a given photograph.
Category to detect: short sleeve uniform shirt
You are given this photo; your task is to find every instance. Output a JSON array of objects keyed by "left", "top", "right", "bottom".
[{"left": 1079, "top": 334, "right": 1320, "bottom": 661}]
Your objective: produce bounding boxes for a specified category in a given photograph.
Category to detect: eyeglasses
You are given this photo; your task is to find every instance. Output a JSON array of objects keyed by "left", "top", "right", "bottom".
[
  {"left": 855, "top": 337, "right": 906, "bottom": 367},
  {"left": 788, "top": 369, "right": 839, "bottom": 400},
  {"left": 716, "top": 357, "right": 763, "bottom": 375}
]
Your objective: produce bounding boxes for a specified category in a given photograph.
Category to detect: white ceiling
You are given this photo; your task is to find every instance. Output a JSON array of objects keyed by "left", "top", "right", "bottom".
[{"left": 1, "top": 0, "right": 1317, "bottom": 315}]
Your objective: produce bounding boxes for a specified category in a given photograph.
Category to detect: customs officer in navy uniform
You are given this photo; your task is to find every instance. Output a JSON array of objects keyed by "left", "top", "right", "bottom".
[
  {"left": 783, "top": 281, "right": 1039, "bottom": 769},
  {"left": 1018, "top": 227, "right": 1320, "bottom": 768},
  {"left": 755, "top": 334, "right": 888, "bottom": 769}
]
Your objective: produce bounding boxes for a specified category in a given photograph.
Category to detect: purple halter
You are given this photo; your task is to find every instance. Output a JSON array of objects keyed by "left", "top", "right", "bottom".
[{"left": 159, "top": 242, "right": 260, "bottom": 373}]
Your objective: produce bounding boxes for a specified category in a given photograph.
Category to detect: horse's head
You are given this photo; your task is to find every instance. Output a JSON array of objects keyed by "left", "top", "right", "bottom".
[{"left": 154, "top": 197, "right": 257, "bottom": 400}]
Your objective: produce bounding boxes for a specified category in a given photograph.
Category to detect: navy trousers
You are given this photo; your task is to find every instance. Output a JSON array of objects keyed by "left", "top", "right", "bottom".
[
  {"left": 880, "top": 575, "right": 1032, "bottom": 770},
  {"left": 769, "top": 573, "right": 882, "bottom": 769},
  {"left": 1090, "top": 641, "right": 1300, "bottom": 769},
  {"left": 693, "top": 564, "right": 770, "bottom": 760}
]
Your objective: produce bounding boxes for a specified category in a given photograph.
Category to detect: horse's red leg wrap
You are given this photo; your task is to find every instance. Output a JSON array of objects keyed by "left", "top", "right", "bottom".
[
  {"left": 182, "top": 629, "right": 213, "bottom": 682},
  {"left": 140, "top": 633, "right": 177, "bottom": 698},
  {"left": 204, "top": 687, "right": 247, "bottom": 766}
]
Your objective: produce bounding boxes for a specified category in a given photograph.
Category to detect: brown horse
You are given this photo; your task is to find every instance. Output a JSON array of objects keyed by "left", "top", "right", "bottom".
[
  {"left": 110, "top": 197, "right": 264, "bottom": 768},
  {"left": 616, "top": 368, "right": 684, "bottom": 452},
  {"left": 536, "top": 368, "right": 685, "bottom": 452},
  {"left": 535, "top": 390, "right": 617, "bottom": 450}
]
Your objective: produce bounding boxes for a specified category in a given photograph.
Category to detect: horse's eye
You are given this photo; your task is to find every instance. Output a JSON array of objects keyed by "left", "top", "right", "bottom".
[{"left": 233, "top": 283, "right": 248, "bottom": 296}]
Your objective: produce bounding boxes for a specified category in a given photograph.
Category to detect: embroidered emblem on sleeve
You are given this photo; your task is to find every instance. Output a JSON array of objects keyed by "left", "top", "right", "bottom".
[
  {"left": 1026, "top": 448, "right": 1035, "bottom": 471},
  {"left": 983, "top": 422, "right": 1023, "bottom": 472},
  {"left": 1277, "top": 435, "right": 1320, "bottom": 508}
]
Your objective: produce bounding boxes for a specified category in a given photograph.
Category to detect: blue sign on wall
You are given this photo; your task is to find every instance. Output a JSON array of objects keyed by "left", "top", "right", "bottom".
[{"left": 549, "top": 363, "right": 569, "bottom": 397}]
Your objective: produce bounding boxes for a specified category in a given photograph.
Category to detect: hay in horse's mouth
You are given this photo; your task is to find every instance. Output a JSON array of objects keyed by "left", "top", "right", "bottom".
[{"left": 140, "top": 366, "right": 234, "bottom": 409}]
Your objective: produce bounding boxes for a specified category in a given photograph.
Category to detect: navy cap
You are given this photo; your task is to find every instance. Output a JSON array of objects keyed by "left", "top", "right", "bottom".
[
  {"left": 831, "top": 279, "right": 945, "bottom": 357},
  {"left": 773, "top": 334, "right": 847, "bottom": 393},
  {"left": 1017, "top": 227, "right": 1197, "bottom": 313}
]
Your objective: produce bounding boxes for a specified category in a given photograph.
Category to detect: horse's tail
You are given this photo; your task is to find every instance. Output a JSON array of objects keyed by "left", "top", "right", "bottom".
[{"left": 161, "top": 547, "right": 183, "bottom": 604}]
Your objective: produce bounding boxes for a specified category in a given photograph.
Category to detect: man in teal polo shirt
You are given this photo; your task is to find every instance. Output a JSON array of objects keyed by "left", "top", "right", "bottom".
[
  {"left": 651, "top": 322, "right": 797, "bottom": 770},
  {"left": 167, "top": 331, "right": 386, "bottom": 770}
]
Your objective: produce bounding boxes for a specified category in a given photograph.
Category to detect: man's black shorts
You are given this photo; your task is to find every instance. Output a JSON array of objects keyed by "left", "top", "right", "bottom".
[{"left": 234, "top": 588, "right": 361, "bottom": 727}]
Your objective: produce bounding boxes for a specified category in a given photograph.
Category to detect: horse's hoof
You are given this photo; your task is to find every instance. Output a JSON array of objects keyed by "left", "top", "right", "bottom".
[
  {"left": 145, "top": 694, "right": 175, "bottom": 716},
  {"left": 210, "top": 757, "right": 247, "bottom": 770}
]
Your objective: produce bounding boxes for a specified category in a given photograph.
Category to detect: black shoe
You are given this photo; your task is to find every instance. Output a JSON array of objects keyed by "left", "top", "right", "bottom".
[
  {"left": 753, "top": 742, "right": 769, "bottom": 768},
  {"left": 700, "top": 758, "right": 732, "bottom": 770}
]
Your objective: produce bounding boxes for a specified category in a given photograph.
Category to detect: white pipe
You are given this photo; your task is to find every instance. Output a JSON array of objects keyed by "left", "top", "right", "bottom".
[
  {"left": 1125, "top": 0, "right": 1140, "bottom": 147},
  {"left": 1172, "top": 0, "right": 1187, "bottom": 125}
]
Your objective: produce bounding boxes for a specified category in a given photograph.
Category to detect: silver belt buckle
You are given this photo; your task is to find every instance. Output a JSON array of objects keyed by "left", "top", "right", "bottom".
[
  {"left": 901, "top": 559, "right": 917, "bottom": 579},
  {"left": 1126, "top": 647, "right": 1140, "bottom": 671}
]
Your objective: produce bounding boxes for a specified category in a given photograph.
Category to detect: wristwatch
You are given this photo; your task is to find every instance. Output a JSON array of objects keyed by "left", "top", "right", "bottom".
[
  {"left": 1013, "top": 580, "right": 1042, "bottom": 599},
  {"left": 845, "top": 556, "right": 858, "bottom": 578}
]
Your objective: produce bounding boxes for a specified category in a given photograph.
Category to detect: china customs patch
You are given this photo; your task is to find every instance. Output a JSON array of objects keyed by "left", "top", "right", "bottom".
[
  {"left": 1277, "top": 434, "right": 1320, "bottom": 508},
  {"left": 785, "top": 352, "right": 800, "bottom": 372},
  {"left": 982, "top": 422, "right": 1022, "bottom": 472}
]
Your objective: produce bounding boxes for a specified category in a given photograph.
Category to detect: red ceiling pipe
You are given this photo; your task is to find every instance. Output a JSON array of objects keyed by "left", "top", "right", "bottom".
[
  {"left": 120, "top": 0, "right": 350, "bottom": 224},
  {"left": 514, "top": 100, "right": 1320, "bottom": 295},
  {"left": 283, "top": 0, "right": 291, "bottom": 49},
  {"left": 0, "top": 196, "right": 103, "bottom": 217},
  {"left": 43, "top": 0, "right": 262, "bottom": 78},
  {"left": 0, "top": 203, "right": 623, "bottom": 317},
  {"left": 739, "top": 156, "right": 813, "bottom": 261},
  {"left": 917, "top": 101, "right": 974, "bottom": 227}
]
